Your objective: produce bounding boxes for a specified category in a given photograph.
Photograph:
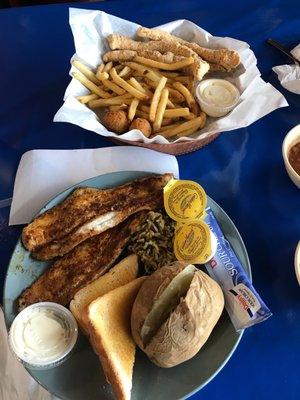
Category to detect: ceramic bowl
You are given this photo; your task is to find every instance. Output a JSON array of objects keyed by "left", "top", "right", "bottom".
[
  {"left": 282, "top": 124, "right": 300, "bottom": 188},
  {"left": 295, "top": 241, "right": 300, "bottom": 285}
]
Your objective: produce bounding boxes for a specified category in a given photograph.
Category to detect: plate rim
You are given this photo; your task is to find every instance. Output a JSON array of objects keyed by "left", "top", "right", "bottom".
[{"left": 3, "top": 171, "right": 251, "bottom": 400}]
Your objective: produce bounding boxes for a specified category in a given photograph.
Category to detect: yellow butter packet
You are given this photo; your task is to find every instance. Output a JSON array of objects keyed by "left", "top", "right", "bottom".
[
  {"left": 164, "top": 179, "right": 207, "bottom": 223},
  {"left": 174, "top": 220, "right": 212, "bottom": 264}
]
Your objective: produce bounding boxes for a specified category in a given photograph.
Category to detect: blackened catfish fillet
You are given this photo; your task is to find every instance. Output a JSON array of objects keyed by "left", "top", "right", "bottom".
[
  {"left": 32, "top": 180, "right": 167, "bottom": 261},
  {"left": 18, "top": 212, "right": 146, "bottom": 311},
  {"left": 22, "top": 174, "right": 173, "bottom": 253}
]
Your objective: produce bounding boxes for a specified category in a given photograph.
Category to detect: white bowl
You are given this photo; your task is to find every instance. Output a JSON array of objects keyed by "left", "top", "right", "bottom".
[
  {"left": 282, "top": 124, "right": 300, "bottom": 188},
  {"left": 295, "top": 241, "right": 300, "bottom": 286}
]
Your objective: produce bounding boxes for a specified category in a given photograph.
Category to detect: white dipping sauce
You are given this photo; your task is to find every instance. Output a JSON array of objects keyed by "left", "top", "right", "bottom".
[
  {"left": 9, "top": 302, "right": 78, "bottom": 368},
  {"left": 196, "top": 79, "right": 240, "bottom": 117}
]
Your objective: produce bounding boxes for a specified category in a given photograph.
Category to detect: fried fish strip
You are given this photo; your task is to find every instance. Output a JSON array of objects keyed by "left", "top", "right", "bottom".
[
  {"left": 22, "top": 174, "right": 173, "bottom": 252},
  {"left": 18, "top": 213, "right": 146, "bottom": 310},
  {"left": 103, "top": 49, "right": 181, "bottom": 64},
  {"left": 107, "top": 34, "right": 209, "bottom": 80},
  {"left": 137, "top": 27, "right": 240, "bottom": 71}
]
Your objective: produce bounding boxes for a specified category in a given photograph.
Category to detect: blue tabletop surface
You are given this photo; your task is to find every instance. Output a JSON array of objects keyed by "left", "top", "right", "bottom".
[{"left": 0, "top": 1, "right": 299, "bottom": 399}]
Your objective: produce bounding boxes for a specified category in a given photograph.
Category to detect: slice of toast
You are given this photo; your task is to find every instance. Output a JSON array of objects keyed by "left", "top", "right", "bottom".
[
  {"left": 70, "top": 254, "right": 139, "bottom": 333},
  {"left": 87, "top": 276, "right": 146, "bottom": 400}
]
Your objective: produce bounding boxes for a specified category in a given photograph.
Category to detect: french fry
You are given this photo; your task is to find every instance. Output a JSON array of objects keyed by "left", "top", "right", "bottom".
[
  {"left": 136, "top": 110, "right": 150, "bottom": 119},
  {"left": 128, "top": 98, "right": 140, "bottom": 121},
  {"left": 190, "top": 101, "right": 200, "bottom": 116},
  {"left": 173, "top": 82, "right": 195, "bottom": 107},
  {"left": 102, "top": 79, "right": 126, "bottom": 95},
  {"left": 134, "top": 56, "right": 194, "bottom": 70},
  {"left": 183, "top": 112, "right": 196, "bottom": 120},
  {"left": 88, "top": 93, "right": 133, "bottom": 108},
  {"left": 95, "top": 71, "right": 109, "bottom": 81},
  {"left": 76, "top": 93, "right": 98, "bottom": 104},
  {"left": 140, "top": 105, "right": 150, "bottom": 113},
  {"left": 149, "top": 76, "right": 167, "bottom": 122},
  {"left": 72, "top": 60, "right": 100, "bottom": 85},
  {"left": 145, "top": 79, "right": 185, "bottom": 102},
  {"left": 167, "top": 99, "right": 175, "bottom": 108},
  {"left": 161, "top": 118, "right": 174, "bottom": 126},
  {"left": 128, "top": 77, "right": 153, "bottom": 97},
  {"left": 109, "top": 104, "right": 128, "bottom": 111},
  {"left": 160, "top": 113, "right": 206, "bottom": 138},
  {"left": 97, "top": 64, "right": 105, "bottom": 74},
  {"left": 145, "top": 70, "right": 164, "bottom": 83},
  {"left": 177, "top": 125, "right": 201, "bottom": 137},
  {"left": 164, "top": 108, "right": 190, "bottom": 118},
  {"left": 124, "top": 62, "right": 148, "bottom": 74},
  {"left": 119, "top": 66, "right": 131, "bottom": 78},
  {"left": 153, "top": 88, "right": 169, "bottom": 131},
  {"left": 103, "top": 61, "right": 113, "bottom": 72},
  {"left": 115, "top": 64, "right": 124, "bottom": 72},
  {"left": 157, "top": 122, "right": 181, "bottom": 132},
  {"left": 110, "top": 68, "right": 148, "bottom": 101},
  {"left": 72, "top": 72, "right": 112, "bottom": 99},
  {"left": 159, "top": 71, "right": 179, "bottom": 78},
  {"left": 167, "top": 87, "right": 186, "bottom": 102},
  {"left": 173, "top": 76, "right": 190, "bottom": 84},
  {"left": 141, "top": 98, "right": 175, "bottom": 111}
]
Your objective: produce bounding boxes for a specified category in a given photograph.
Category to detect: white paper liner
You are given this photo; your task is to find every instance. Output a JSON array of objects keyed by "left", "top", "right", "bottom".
[{"left": 54, "top": 8, "right": 288, "bottom": 144}]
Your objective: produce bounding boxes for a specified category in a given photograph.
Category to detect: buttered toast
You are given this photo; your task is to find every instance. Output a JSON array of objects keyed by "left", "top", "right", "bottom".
[
  {"left": 70, "top": 254, "right": 139, "bottom": 333},
  {"left": 87, "top": 277, "right": 146, "bottom": 400}
]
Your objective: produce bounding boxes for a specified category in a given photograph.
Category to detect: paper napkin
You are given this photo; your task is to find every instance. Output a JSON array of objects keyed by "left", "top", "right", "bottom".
[
  {"left": 273, "top": 44, "right": 300, "bottom": 94},
  {"left": 9, "top": 146, "right": 179, "bottom": 225}
]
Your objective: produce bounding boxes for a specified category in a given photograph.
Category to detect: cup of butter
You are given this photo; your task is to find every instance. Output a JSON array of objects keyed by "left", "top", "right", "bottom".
[{"left": 164, "top": 178, "right": 217, "bottom": 264}]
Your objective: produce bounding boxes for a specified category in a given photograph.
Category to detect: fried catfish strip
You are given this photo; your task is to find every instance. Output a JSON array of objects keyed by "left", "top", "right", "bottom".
[
  {"left": 22, "top": 174, "right": 173, "bottom": 252},
  {"left": 136, "top": 27, "right": 240, "bottom": 71},
  {"left": 107, "top": 34, "right": 209, "bottom": 80},
  {"left": 103, "top": 49, "right": 181, "bottom": 64},
  {"left": 18, "top": 213, "right": 146, "bottom": 310}
]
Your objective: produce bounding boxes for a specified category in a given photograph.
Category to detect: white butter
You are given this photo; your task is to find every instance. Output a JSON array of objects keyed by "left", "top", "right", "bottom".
[{"left": 196, "top": 79, "right": 240, "bottom": 117}]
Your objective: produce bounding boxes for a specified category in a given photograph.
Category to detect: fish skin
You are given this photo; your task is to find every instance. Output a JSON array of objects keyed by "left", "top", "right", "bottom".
[
  {"left": 18, "top": 212, "right": 146, "bottom": 311},
  {"left": 22, "top": 174, "right": 173, "bottom": 252}
]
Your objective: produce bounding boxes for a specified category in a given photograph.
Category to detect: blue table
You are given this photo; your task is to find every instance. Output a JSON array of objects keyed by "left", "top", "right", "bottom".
[{"left": 0, "top": 1, "right": 299, "bottom": 399}]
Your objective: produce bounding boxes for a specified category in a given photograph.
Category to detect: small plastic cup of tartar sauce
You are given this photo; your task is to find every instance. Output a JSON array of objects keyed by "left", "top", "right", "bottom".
[
  {"left": 8, "top": 302, "right": 78, "bottom": 370},
  {"left": 196, "top": 79, "right": 240, "bottom": 117}
]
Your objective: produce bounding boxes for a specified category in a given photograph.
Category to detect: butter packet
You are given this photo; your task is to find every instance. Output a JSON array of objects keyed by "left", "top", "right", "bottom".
[{"left": 204, "top": 207, "right": 272, "bottom": 330}]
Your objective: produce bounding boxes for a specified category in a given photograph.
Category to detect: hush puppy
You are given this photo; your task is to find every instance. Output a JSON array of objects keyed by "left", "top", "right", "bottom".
[
  {"left": 101, "top": 110, "right": 129, "bottom": 134},
  {"left": 130, "top": 118, "right": 152, "bottom": 137}
]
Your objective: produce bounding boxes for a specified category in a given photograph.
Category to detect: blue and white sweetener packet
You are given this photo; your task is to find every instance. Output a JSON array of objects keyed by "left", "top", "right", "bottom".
[{"left": 204, "top": 207, "right": 272, "bottom": 331}]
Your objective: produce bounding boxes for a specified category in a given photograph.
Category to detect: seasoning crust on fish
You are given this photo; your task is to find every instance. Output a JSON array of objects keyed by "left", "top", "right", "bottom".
[
  {"left": 22, "top": 174, "right": 173, "bottom": 253},
  {"left": 18, "top": 213, "right": 146, "bottom": 310}
]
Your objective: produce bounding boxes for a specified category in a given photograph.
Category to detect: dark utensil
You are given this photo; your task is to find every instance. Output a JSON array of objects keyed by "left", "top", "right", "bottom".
[{"left": 267, "top": 38, "right": 299, "bottom": 65}]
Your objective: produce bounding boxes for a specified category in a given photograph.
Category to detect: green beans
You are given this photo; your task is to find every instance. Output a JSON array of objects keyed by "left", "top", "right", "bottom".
[{"left": 128, "top": 211, "right": 176, "bottom": 274}]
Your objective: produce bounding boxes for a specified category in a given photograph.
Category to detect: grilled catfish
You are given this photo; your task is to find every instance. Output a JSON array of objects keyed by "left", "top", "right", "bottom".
[
  {"left": 18, "top": 212, "right": 146, "bottom": 311},
  {"left": 22, "top": 174, "right": 172, "bottom": 259}
]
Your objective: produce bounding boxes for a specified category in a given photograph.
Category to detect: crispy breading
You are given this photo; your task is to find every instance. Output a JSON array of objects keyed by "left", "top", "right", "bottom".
[
  {"left": 207, "top": 62, "right": 227, "bottom": 72},
  {"left": 137, "top": 27, "right": 240, "bottom": 71},
  {"left": 103, "top": 49, "right": 179, "bottom": 64},
  {"left": 107, "top": 34, "right": 209, "bottom": 80},
  {"left": 103, "top": 50, "right": 136, "bottom": 62}
]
